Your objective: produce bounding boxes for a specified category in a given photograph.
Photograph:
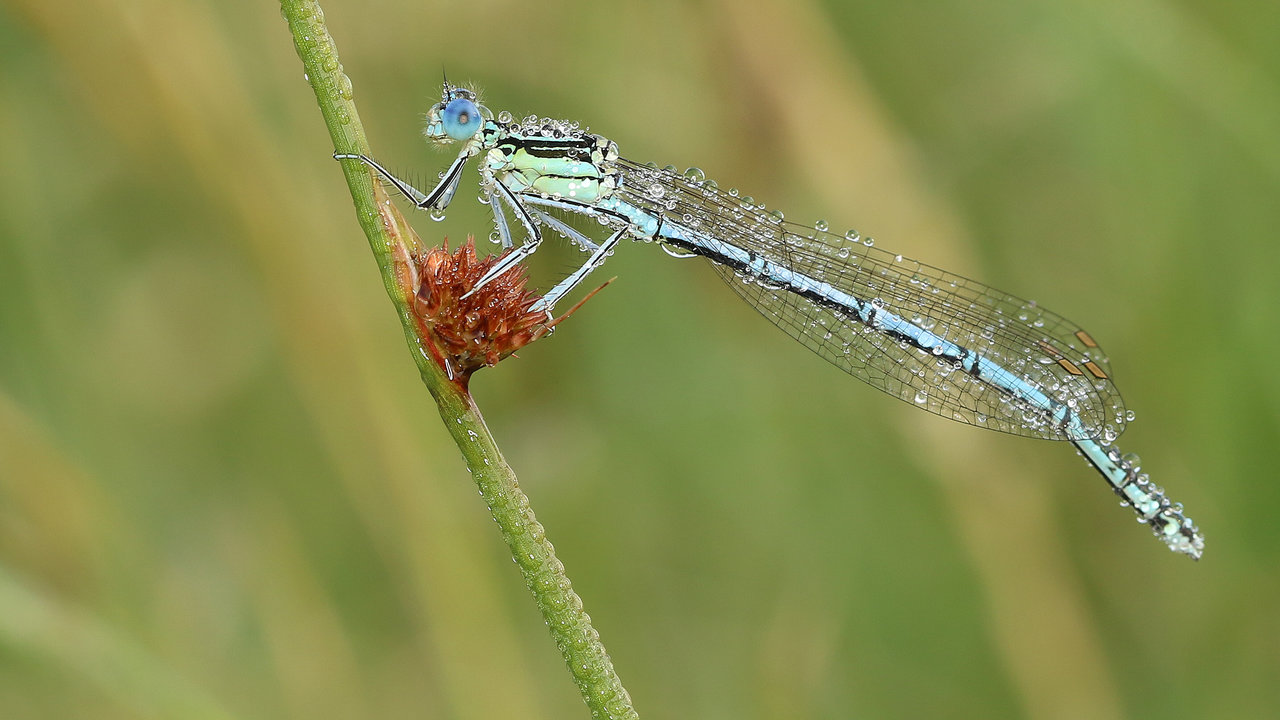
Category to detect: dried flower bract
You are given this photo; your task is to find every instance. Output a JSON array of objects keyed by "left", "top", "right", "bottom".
[{"left": 410, "top": 238, "right": 603, "bottom": 385}]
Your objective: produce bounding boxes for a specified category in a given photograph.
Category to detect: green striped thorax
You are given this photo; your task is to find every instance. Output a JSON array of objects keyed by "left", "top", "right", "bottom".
[{"left": 424, "top": 82, "right": 621, "bottom": 206}]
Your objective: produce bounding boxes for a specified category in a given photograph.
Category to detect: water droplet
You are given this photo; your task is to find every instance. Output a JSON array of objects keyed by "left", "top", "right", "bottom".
[
  {"left": 914, "top": 389, "right": 928, "bottom": 404},
  {"left": 430, "top": 208, "right": 447, "bottom": 222},
  {"left": 1125, "top": 409, "right": 1136, "bottom": 422},
  {"left": 683, "top": 166, "right": 706, "bottom": 182},
  {"left": 863, "top": 236, "right": 875, "bottom": 247},
  {"left": 814, "top": 219, "right": 829, "bottom": 232}
]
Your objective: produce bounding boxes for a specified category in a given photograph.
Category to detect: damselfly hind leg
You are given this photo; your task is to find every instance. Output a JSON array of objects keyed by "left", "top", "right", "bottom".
[
  {"left": 531, "top": 210, "right": 601, "bottom": 253},
  {"left": 530, "top": 226, "right": 626, "bottom": 314},
  {"left": 530, "top": 213, "right": 666, "bottom": 313}
]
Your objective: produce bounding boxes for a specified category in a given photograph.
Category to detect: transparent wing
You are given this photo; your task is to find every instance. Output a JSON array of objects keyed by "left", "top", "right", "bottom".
[{"left": 616, "top": 159, "right": 1126, "bottom": 441}]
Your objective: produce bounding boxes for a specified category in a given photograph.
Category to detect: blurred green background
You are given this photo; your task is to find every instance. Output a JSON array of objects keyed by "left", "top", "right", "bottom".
[{"left": 2, "top": 0, "right": 1277, "bottom": 718}]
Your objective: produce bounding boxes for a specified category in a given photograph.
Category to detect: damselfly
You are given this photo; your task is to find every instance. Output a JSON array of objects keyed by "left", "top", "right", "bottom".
[{"left": 336, "top": 82, "right": 1204, "bottom": 559}]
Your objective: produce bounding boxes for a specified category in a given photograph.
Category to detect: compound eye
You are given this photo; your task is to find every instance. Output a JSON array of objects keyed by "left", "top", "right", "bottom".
[{"left": 441, "top": 97, "right": 482, "bottom": 140}]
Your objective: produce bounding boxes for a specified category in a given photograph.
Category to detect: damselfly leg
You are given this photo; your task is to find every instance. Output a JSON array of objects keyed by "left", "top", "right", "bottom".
[
  {"left": 531, "top": 226, "right": 626, "bottom": 313},
  {"left": 334, "top": 151, "right": 467, "bottom": 213}
]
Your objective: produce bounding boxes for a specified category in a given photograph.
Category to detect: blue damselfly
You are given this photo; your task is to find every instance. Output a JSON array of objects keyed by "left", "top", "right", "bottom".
[{"left": 336, "top": 82, "right": 1204, "bottom": 559}]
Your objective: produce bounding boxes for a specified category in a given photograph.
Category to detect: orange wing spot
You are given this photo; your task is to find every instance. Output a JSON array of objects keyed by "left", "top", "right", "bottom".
[
  {"left": 1083, "top": 361, "right": 1108, "bottom": 379},
  {"left": 1075, "top": 330, "right": 1099, "bottom": 348},
  {"left": 1057, "top": 358, "right": 1085, "bottom": 375},
  {"left": 1037, "top": 340, "right": 1063, "bottom": 359}
]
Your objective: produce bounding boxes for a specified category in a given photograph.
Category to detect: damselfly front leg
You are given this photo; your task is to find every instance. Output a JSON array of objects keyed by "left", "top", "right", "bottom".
[{"left": 334, "top": 151, "right": 469, "bottom": 215}]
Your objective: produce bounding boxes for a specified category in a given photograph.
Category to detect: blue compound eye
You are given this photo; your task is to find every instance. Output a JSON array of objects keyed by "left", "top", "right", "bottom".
[{"left": 442, "top": 97, "right": 482, "bottom": 140}]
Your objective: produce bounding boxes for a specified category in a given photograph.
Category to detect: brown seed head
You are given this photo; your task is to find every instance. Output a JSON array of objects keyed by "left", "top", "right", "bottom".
[{"left": 410, "top": 238, "right": 602, "bottom": 384}]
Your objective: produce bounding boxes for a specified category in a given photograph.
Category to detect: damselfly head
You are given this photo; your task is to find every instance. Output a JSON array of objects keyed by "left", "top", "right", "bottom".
[{"left": 424, "top": 82, "right": 491, "bottom": 145}]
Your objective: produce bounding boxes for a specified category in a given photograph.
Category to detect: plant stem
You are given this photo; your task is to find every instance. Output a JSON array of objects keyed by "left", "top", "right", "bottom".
[{"left": 279, "top": 2, "right": 638, "bottom": 717}]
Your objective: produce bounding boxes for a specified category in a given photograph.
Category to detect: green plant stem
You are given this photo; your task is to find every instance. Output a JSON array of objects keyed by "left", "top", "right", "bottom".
[{"left": 280, "top": 2, "right": 638, "bottom": 717}]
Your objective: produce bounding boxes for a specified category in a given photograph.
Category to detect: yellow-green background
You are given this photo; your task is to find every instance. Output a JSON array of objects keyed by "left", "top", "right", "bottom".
[{"left": 2, "top": 0, "right": 1276, "bottom": 718}]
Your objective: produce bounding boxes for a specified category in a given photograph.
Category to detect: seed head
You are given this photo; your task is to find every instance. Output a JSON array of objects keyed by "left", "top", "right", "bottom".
[{"left": 410, "top": 238, "right": 602, "bottom": 385}]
